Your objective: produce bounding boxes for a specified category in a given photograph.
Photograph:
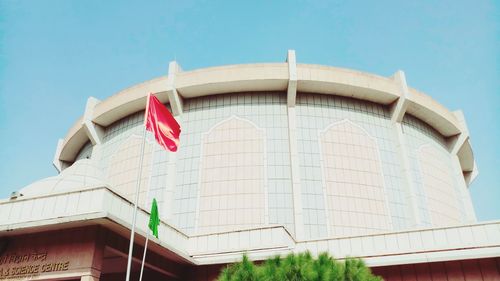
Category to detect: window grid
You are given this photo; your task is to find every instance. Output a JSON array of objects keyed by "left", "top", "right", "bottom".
[
  {"left": 197, "top": 117, "right": 266, "bottom": 234},
  {"left": 402, "top": 115, "right": 467, "bottom": 226},
  {"left": 320, "top": 121, "right": 393, "bottom": 237},
  {"left": 296, "top": 94, "right": 406, "bottom": 239},
  {"left": 419, "top": 145, "right": 462, "bottom": 225},
  {"left": 175, "top": 93, "right": 293, "bottom": 234},
  {"left": 101, "top": 110, "right": 172, "bottom": 215},
  {"left": 89, "top": 92, "right": 465, "bottom": 238}
]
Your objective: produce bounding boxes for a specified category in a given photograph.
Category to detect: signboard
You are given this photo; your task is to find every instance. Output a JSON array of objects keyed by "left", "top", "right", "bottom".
[{"left": 0, "top": 252, "right": 70, "bottom": 280}]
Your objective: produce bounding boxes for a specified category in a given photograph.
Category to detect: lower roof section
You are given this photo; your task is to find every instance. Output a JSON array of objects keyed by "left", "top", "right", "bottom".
[{"left": 1, "top": 186, "right": 498, "bottom": 267}]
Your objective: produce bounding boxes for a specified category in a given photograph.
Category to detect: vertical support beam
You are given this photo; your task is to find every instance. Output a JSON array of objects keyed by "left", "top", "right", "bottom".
[
  {"left": 450, "top": 110, "right": 477, "bottom": 222},
  {"left": 167, "top": 61, "right": 184, "bottom": 116},
  {"left": 82, "top": 97, "right": 104, "bottom": 145},
  {"left": 81, "top": 97, "right": 104, "bottom": 166},
  {"left": 450, "top": 153, "right": 477, "bottom": 222},
  {"left": 164, "top": 61, "right": 184, "bottom": 221},
  {"left": 287, "top": 107, "right": 304, "bottom": 240},
  {"left": 286, "top": 50, "right": 304, "bottom": 240},
  {"left": 163, "top": 115, "right": 183, "bottom": 222},
  {"left": 391, "top": 70, "right": 421, "bottom": 228},
  {"left": 52, "top": 138, "right": 66, "bottom": 172},
  {"left": 390, "top": 71, "right": 409, "bottom": 123},
  {"left": 394, "top": 123, "right": 421, "bottom": 227},
  {"left": 464, "top": 161, "right": 479, "bottom": 186},
  {"left": 448, "top": 133, "right": 468, "bottom": 156},
  {"left": 87, "top": 228, "right": 104, "bottom": 281},
  {"left": 449, "top": 111, "right": 470, "bottom": 156},
  {"left": 450, "top": 110, "right": 478, "bottom": 185},
  {"left": 287, "top": 50, "right": 297, "bottom": 107}
]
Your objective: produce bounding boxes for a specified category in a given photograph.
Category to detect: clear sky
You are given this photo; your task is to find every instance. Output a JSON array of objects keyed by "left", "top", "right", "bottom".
[{"left": 0, "top": 1, "right": 498, "bottom": 220}]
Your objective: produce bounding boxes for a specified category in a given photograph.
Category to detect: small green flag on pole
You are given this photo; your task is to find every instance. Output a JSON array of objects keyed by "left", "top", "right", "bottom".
[{"left": 148, "top": 198, "right": 160, "bottom": 238}]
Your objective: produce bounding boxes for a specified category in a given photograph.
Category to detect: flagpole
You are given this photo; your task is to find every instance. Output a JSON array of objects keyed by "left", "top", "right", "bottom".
[
  {"left": 125, "top": 94, "right": 151, "bottom": 281},
  {"left": 139, "top": 141, "right": 157, "bottom": 281},
  {"left": 138, "top": 233, "right": 149, "bottom": 281},
  {"left": 144, "top": 143, "right": 157, "bottom": 210}
]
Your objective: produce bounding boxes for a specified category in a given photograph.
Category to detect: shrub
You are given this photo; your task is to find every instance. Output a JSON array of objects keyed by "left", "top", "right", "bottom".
[{"left": 217, "top": 252, "right": 383, "bottom": 281}]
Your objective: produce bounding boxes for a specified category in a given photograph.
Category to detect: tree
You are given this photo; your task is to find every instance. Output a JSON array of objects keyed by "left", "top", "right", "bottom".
[{"left": 217, "top": 252, "right": 383, "bottom": 281}]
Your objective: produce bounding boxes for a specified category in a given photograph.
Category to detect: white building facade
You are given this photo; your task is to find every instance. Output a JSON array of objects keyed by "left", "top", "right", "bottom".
[{"left": 1, "top": 51, "right": 498, "bottom": 281}]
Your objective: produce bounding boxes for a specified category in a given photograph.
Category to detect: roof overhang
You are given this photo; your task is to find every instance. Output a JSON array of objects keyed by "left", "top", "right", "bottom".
[{"left": 55, "top": 63, "right": 474, "bottom": 180}]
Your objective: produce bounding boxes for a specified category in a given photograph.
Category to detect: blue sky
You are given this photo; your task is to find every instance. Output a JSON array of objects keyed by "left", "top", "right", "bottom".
[{"left": 0, "top": 1, "right": 498, "bottom": 220}]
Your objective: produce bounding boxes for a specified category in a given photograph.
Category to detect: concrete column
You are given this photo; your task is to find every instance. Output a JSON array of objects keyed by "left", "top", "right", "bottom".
[
  {"left": 167, "top": 61, "right": 184, "bottom": 116},
  {"left": 82, "top": 97, "right": 104, "bottom": 145},
  {"left": 450, "top": 111, "right": 477, "bottom": 222},
  {"left": 391, "top": 70, "right": 421, "bottom": 227},
  {"left": 464, "top": 161, "right": 479, "bottom": 186},
  {"left": 451, "top": 154, "right": 477, "bottom": 222},
  {"left": 448, "top": 111, "right": 476, "bottom": 181},
  {"left": 449, "top": 133, "right": 468, "bottom": 156},
  {"left": 287, "top": 107, "right": 304, "bottom": 240},
  {"left": 287, "top": 50, "right": 297, "bottom": 107},
  {"left": 53, "top": 138, "right": 65, "bottom": 172},
  {"left": 286, "top": 50, "right": 304, "bottom": 240},
  {"left": 163, "top": 116, "right": 183, "bottom": 221},
  {"left": 394, "top": 123, "right": 421, "bottom": 227},
  {"left": 53, "top": 96, "right": 103, "bottom": 173},
  {"left": 390, "top": 71, "right": 409, "bottom": 123},
  {"left": 163, "top": 61, "right": 183, "bottom": 221}
]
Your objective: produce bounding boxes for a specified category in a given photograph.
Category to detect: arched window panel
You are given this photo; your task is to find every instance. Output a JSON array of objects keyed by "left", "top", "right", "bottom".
[
  {"left": 320, "top": 120, "right": 392, "bottom": 237},
  {"left": 197, "top": 116, "right": 267, "bottom": 234},
  {"left": 418, "top": 145, "right": 462, "bottom": 226},
  {"left": 107, "top": 135, "right": 154, "bottom": 208}
]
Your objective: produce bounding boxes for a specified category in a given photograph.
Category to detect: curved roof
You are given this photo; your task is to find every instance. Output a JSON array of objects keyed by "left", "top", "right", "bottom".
[
  {"left": 20, "top": 159, "right": 108, "bottom": 196},
  {"left": 56, "top": 62, "right": 475, "bottom": 178}
]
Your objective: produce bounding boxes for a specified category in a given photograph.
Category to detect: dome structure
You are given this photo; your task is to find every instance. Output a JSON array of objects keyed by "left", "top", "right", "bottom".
[
  {"left": 46, "top": 52, "right": 478, "bottom": 240},
  {"left": 3, "top": 52, "right": 496, "bottom": 281},
  {"left": 20, "top": 159, "right": 108, "bottom": 197}
]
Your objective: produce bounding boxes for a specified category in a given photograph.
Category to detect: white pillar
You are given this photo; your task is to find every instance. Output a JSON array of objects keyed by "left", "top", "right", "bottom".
[
  {"left": 450, "top": 111, "right": 477, "bottom": 222},
  {"left": 286, "top": 50, "right": 304, "bottom": 240},
  {"left": 391, "top": 70, "right": 421, "bottom": 227},
  {"left": 287, "top": 50, "right": 297, "bottom": 107},
  {"left": 167, "top": 61, "right": 184, "bottom": 116},
  {"left": 52, "top": 138, "right": 65, "bottom": 172},
  {"left": 163, "top": 61, "right": 184, "bottom": 221},
  {"left": 82, "top": 97, "right": 104, "bottom": 145},
  {"left": 450, "top": 154, "right": 477, "bottom": 222},
  {"left": 390, "top": 71, "right": 409, "bottom": 123}
]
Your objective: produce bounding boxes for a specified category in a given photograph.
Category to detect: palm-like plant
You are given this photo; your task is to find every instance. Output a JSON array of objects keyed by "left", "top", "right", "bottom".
[
  {"left": 259, "top": 256, "right": 281, "bottom": 281},
  {"left": 279, "top": 252, "right": 316, "bottom": 281},
  {"left": 219, "top": 255, "right": 259, "bottom": 281},
  {"left": 217, "top": 252, "right": 383, "bottom": 281},
  {"left": 312, "top": 252, "right": 344, "bottom": 281},
  {"left": 344, "top": 258, "right": 382, "bottom": 281}
]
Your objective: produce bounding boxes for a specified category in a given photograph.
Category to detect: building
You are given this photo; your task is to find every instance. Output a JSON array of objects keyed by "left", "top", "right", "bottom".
[{"left": 1, "top": 51, "right": 499, "bottom": 280}]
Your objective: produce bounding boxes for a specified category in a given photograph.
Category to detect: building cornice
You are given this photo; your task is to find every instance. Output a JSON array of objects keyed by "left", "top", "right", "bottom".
[{"left": 56, "top": 55, "right": 475, "bottom": 181}]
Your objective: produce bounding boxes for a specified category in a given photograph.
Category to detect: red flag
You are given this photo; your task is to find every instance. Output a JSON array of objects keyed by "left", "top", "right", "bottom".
[{"left": 145, "top": 93, "right": 181, "bottom": 152}]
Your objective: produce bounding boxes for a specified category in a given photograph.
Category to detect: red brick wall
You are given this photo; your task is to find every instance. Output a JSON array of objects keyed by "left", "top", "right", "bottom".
[{"left": 371, "top": 258, "right": 500, "bottom": 281}]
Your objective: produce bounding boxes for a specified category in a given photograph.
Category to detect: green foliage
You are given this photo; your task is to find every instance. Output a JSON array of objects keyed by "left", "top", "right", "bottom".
[
  {"left": 218, "top": 255, "right": 259, "bottom": 281},
  {"left": 344, "top": 258, "right": 382, "bottom": 281},
  {"left": 217, "top": 252, "right": 383, "bottom": 281}
]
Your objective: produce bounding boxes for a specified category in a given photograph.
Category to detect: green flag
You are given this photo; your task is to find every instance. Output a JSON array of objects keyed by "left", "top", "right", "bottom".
[{"left": 148, "top": 198, "right": 159, "bottom": 238}]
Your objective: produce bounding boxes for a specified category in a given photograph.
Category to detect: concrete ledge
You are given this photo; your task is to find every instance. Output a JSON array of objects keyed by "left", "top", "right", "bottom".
[
  {"left": 1, "top": 186, "right": 498, "bottom": 267},
  {"left": 52, "top": 58, "right": 474, "bottom": 189}
]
